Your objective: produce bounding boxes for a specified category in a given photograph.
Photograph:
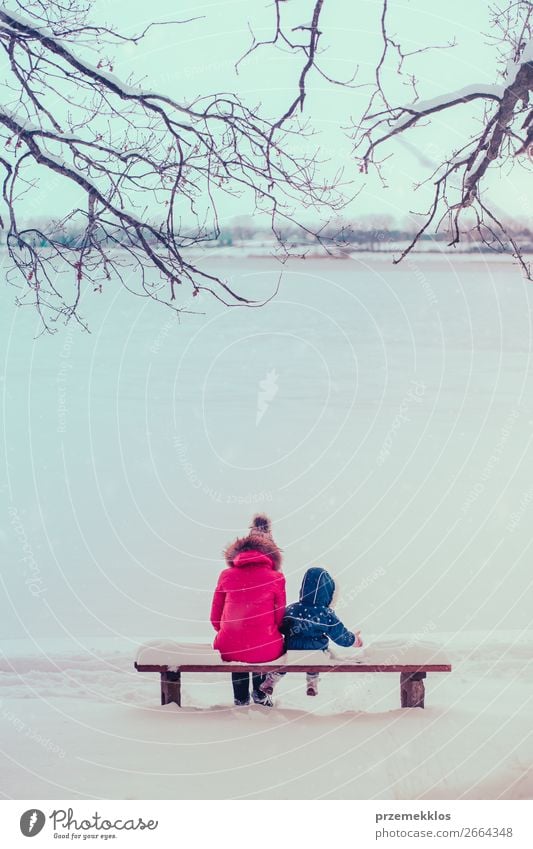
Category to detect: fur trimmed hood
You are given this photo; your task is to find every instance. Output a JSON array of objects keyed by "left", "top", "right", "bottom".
[{"left": 224, "top": 514, "right": 282, "bottom": 571}]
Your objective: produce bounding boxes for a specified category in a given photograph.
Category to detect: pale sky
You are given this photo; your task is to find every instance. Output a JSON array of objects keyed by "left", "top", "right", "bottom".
[{"left": 9, "top": 0, "right": 533, "bottom": 226}]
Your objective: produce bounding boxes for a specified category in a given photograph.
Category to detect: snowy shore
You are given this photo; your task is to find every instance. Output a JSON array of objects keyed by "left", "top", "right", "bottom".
[{"left": 1, "top": 630, "right": 532, "bottom": 800}]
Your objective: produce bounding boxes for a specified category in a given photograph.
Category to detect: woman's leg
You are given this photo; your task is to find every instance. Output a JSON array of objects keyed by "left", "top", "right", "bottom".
[
  {"left": 251, "top": 674, "right": 266, "bottom": 700},
  {"left": 251, "top": 674, "right": 273, "bottom": 705},
  {"left": 252, "top": 673, "right": 265, "bottom": 692},
  {"left": 232, "top": 672, "right": 250, "bottom": 704}
]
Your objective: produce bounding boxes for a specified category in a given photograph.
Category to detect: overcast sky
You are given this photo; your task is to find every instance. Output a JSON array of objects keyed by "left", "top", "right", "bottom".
[{"left": 12, "top": 0, "right": 533, "bottom": 226}]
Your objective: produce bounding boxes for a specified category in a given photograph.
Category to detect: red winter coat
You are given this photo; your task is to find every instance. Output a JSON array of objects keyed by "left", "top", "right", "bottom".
[{"left": 210, "top": 546, "right": 286, "bottom": 663}]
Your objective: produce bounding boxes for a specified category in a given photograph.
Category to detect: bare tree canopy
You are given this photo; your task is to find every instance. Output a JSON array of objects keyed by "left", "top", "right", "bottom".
[
  {"left": 0, "top": 0, "right": 532, "bottom": 331},
  {"left": 0, "top": 0, "right": 342, "bottom": 329},
  {"left": 350, "top": 0, "right": 533, "bottom": 274}
]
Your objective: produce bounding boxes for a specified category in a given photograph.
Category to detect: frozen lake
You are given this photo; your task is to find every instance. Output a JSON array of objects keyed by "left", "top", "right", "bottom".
[{"left": 1, "top": 253, "right": 533, "bottom": 645}]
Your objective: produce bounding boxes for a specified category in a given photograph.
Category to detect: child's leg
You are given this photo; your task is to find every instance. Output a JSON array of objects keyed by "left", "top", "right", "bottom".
[
  {"left": 259, "top": 671, "right": 286, "bottom": 694},
  {"left": 232, "top": 672, "right": 251, "bottom": 705},
  {"left": 306, "top": 672, "right": 319, "bottom": 696}
]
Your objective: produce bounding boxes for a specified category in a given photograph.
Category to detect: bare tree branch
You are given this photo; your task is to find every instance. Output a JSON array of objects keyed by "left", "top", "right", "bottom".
[
  {"left": 351, "top": 0, "right": 533, "bottom": 277},
  {"left": 0, "top": 1, "right": 346, "bottom": 330}
]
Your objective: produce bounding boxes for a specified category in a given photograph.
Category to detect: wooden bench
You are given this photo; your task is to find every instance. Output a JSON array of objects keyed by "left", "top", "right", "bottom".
[{"left": 135, "top": 641, "right": 452, "bottom": 709}]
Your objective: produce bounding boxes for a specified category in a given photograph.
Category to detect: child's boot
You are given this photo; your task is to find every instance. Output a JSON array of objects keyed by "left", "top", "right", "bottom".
[
  {"left": 259, "top": 671, "right": 284, "bottom": 695},
  {"left": 306, "top": 674, "right": 319, "bottom": 696}
]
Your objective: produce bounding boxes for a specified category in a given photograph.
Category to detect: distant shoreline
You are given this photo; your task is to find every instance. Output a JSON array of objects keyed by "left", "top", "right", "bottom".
[{"left": 0, "top": 244, "right": 530, "bottom": 261}]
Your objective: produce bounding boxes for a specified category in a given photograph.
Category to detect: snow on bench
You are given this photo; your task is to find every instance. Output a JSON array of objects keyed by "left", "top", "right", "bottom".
[{"left": 134, "top": 640, "right": 452, "bottom": 709}]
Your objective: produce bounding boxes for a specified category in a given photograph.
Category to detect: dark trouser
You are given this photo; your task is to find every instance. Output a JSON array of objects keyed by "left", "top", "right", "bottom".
[{"left": 231, "top": 672, "right": 266, "bottom": 703}]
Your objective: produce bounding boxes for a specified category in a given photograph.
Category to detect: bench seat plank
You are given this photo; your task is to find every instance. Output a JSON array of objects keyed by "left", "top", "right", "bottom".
[
  {"left": 135, "top": 640, "right": 451, "bottom": 671},
  {"left": 136, "top": 663, "right": 451, "bottom": 673},
  {"left": 135, "top": 640, "right": 451, "bottom": 708}
]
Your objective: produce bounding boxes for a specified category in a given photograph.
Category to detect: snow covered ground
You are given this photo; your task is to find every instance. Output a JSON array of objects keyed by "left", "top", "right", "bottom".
[
  {"left": 1, "top": 252, "right": 533, "bottom": 798},
  {"left": 1, "top": 631, "right": 532, "bottom": 799}
]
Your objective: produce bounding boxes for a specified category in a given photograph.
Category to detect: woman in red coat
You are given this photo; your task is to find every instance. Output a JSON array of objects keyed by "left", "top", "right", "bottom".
[{"left": 210, "top": 514, "right": 286, "bottom": 706}]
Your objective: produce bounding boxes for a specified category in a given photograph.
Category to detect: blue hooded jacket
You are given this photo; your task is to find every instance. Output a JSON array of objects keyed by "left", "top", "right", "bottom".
[{"left": 282, "top": 567, "right": 356, "bottom": 651}]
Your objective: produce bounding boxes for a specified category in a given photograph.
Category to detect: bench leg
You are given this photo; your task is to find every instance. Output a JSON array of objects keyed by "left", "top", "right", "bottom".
[
  {"left": 160, "top": 671, "right": 181, "bottom": 707},
  {"left": 400, "top": 671, "right": 426, "bottom": 708}
]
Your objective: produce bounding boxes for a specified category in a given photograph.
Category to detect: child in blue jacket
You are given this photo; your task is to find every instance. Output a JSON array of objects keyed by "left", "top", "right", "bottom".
[{"left": 260, "top": 566, "right": 363, "bottom": 697}]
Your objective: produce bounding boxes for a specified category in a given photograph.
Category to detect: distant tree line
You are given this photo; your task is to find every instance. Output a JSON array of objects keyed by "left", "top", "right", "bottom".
[{"left": 3, "top": 213, "right": 532, "bottom": 254}]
